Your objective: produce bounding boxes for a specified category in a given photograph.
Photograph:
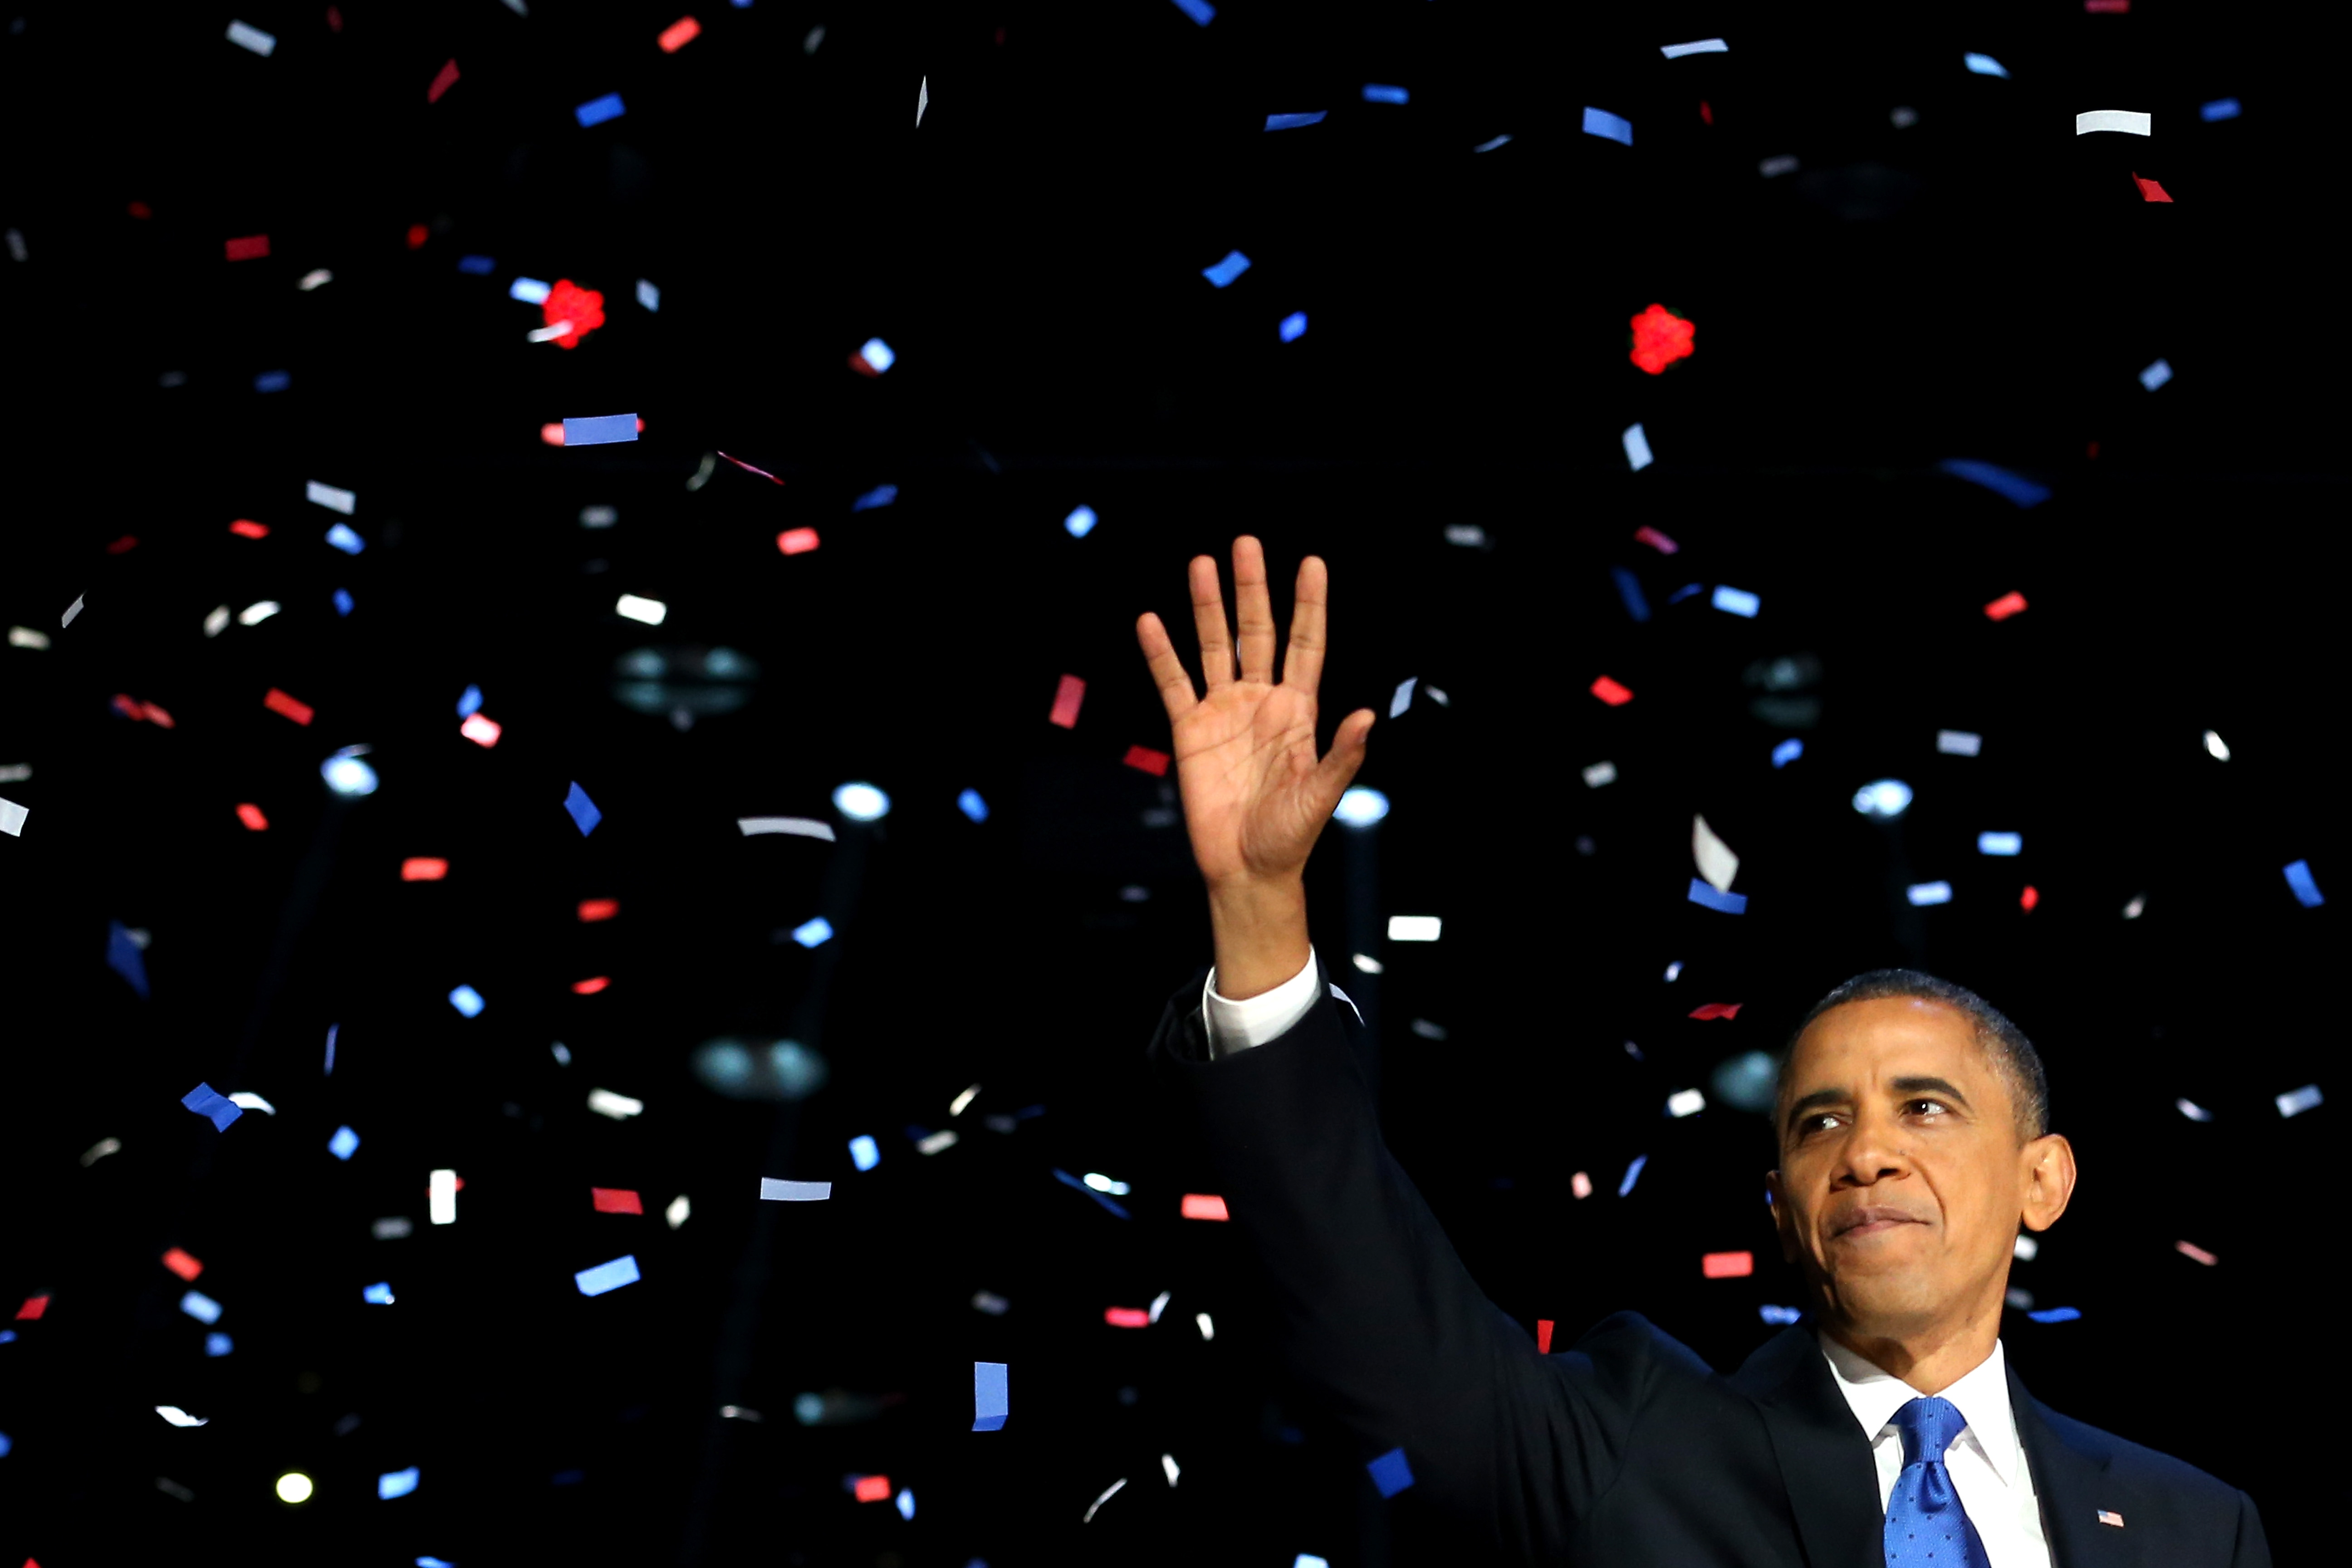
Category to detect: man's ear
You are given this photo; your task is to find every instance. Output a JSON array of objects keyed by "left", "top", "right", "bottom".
[
  {"left": 2018, "top": 1133, "right": 2077, "bottom": 1233},
  {"left": 1765, "top": 1168, "right": 1800, "bottom": 1264}
]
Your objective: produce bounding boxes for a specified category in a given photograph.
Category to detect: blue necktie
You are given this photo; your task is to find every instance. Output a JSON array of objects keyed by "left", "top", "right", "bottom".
[{"left": 1883, "top": 1396, "right": 1992, "bottom": 1566}]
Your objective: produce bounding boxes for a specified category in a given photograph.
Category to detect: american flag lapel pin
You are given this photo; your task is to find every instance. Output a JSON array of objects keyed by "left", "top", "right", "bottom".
[{"left": 2096, "top": 1509, "right": 2125, "bottom": 1528}]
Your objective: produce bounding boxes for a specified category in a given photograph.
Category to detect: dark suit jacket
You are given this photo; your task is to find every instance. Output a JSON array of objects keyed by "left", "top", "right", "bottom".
[{"left": 1149, "top": 956, "right": 2271, "bottom": 1567}]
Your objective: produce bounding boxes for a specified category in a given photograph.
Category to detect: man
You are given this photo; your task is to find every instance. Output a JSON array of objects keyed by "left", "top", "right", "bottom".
[{"left": 1132, "top": 538, "right": 2270, "bottom": 1566}]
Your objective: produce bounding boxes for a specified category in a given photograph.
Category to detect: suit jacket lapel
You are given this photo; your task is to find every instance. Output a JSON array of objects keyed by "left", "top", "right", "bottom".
[
  {"left": 2009, "top": 1362, "right": 2129, "bottom": 1568},
  {"left": 1730, "top": 1324, "right": 1886, "bottom": 1567}
]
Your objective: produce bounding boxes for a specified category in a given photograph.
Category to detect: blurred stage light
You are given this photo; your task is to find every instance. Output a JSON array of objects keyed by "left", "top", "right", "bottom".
[
  {"left": 833, "top": 781, "right": 890, "bottom": 821},
  {"left": 611, "top": 646, "right": 760, "bottom": 721},
  {"left": 1710, "top": 1049, "right": 1777, "bottom": 1112},
  {"left": 322, "top": 752, "right": 378, "bottom": 797},
  {"left": 1851, "top": 779, "right": 1912, "bottom": 819},
  {"left": 1334, "top": 788, "right": 1390, "bottom": 827},
  {"left": 276, "top": 1472, "right": 314, "bottom": 1504},
  {"left": 692, "top": 1038, "right": 831, "bottom": 1102}
]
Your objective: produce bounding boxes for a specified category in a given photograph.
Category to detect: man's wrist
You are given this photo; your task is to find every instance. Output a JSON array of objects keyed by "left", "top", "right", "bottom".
[{"left": 1206, "top": 876, "right": 1312, "bottom": 1000}]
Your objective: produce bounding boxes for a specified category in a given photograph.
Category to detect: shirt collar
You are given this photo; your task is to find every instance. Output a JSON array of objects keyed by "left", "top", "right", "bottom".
[{"left": 1815, "top": 1330, "right": 2023, "bottom": 1488}]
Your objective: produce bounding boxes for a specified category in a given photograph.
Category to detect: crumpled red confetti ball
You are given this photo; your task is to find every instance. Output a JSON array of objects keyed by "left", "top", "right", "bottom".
[
  {"left": 543, "top": 279, "right": 607, "bottom": 350},
  {"left": 1628, "top": 303, "right": 1696, "bottom": 375}
]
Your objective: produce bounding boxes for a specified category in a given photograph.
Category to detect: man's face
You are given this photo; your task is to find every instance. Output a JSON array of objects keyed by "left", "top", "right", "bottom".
[{"left": 1765, "top": 996, "right": 2073, "bottom": 1343}]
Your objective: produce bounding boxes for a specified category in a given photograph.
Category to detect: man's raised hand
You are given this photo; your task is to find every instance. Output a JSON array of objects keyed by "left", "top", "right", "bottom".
[{"left": 1136, "top": 538, "right": 1375, "bottom": 973}]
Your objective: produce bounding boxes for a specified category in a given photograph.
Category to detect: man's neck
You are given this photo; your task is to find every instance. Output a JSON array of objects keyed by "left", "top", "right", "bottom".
[{"left": 1818, "top": 1313, "right": 1999, "bottom": 1396}]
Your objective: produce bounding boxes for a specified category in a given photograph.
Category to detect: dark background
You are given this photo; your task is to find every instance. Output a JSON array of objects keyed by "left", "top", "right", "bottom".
[{"left": 0, "top": 1, "right": 2336, "bottom": 1564}]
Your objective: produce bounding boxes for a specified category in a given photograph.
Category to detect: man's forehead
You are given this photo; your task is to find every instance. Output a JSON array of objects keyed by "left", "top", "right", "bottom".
[{"left": 1786, "top": 996, "right": 1987, "bottom": 1090}]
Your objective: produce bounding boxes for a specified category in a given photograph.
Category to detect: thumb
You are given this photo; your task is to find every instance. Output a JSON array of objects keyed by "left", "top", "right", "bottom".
[{"left": 1311, "top": 709, "right": 1376, "bottom": 806}]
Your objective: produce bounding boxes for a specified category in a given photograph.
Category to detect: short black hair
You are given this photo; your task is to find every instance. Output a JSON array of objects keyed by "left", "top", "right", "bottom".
[{"left": 1774, "top": 969, "right": 2049, "bottom": 1144}]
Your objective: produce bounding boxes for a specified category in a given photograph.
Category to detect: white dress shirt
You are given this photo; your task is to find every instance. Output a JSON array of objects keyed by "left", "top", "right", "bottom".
[{"left": 1202, "top": 947, "right": 2053, "bottom": 1568}]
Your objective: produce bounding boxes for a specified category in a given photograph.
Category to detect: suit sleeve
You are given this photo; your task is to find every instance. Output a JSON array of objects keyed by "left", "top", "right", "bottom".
[
  {"left": 2229, "top": 1488, "right": 2273, "bottom": 1568},
  {"left": 1149, "top": 954, "right": 1656, "bottom": 1563}
]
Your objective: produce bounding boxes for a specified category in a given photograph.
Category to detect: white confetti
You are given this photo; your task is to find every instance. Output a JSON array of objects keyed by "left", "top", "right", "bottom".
[{"left": 1691, "top": 814, "right": 1739, "bottom": 893}]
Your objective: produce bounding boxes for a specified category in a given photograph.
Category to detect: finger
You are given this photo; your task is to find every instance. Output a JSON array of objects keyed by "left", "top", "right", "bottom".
[
  {"left": 1135, "top": 612, "right": 1199, "bottom": 724},
  {"left": 1189, "top": 554, "right": 1235, "bottom": 690},
  {"left": 1310, "top": 709, "right": 1376, "bottom": 809},
  {"left": 1281, "top": 554, "right": 1329, "bottom": 695},
  {"left": 1233, "top": 535, "right": 1277, "bottom": 684}
]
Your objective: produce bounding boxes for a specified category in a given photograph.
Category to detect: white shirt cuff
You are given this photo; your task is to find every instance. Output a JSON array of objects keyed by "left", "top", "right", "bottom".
[{"left": 1201, "top": 946, "right": 1322, "bottom": 1058}]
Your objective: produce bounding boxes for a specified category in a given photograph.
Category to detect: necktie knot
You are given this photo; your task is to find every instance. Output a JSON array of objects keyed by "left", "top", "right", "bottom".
[{"left": 1891, "top": 1396, "right": 1970, "bottom": 1468}]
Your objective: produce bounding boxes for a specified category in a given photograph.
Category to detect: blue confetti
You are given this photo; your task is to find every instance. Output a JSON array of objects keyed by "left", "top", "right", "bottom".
[
  {"left": 1610, "top": 566, "right": 1651, "bottom": 623},
  {"left": 1052, "top": 1166, "right": 1131, "bottom": 1219},
  {"left": 1366, "top": 1447, "right": 1415, "bottom": 1498},
  {"left": 1759, "top": 1304, "right": 1803, "bottom": 1325},
  {"left": 849, "top": 1134, "right": 881, "bottom": 1171},
  {"left": 328, "top": 1125, "right": 360, "bottom": 1160},
  {"left": 973, "top": 1361, "right": 1009, "bottom": 1431},
  {"left": 1279, "top": 311, "right": 1308, "bottom": 342},
  {"left": 1063, "top": 505, "right": 1097, "bottom": 537},
  {"left": 1666, "top": 583, "right": 1704, "bottom": 605},
  {"left": 379, "top": 1467, "right": 419, "bottom": 1499},
  {"left": 509, "top": 276, "right": 551, "bottom": 304},
  {"left": 1169, "top": 0, "right": 1215, "bottom": 23},
  {"left": 448, "top": 985, "right": 485, "bottom": 1018},
  {"left": 205, "top": 1333, "right": 233, "bottom": 1357},
  {"left": 0, "top": 1433, "right": 12, "bottom": 1456},
  {"left": 1581, "top": 106, "right": 1632, "bottom": 146},
  {"left": 897, "top": 1489, "right": 915, "bottom": 1520},
  {"left": 1265, "top": 112, "right": 1326, "bottom": 131},
  {"left": 636, "top": 279, "right": 659, "bottom": 311},
  {"left": 254, "top": 370, "right": 291, "bottom": 393},
  {"left": 457, "top": 684, "right": 483, "bottom": 718},
  {"left": 2025, "top": 1306, "right": 2081, "bottom": 1324},
  {"left": 456, "top": 255, "right": 495, "bottom": 274},
  {"left": 791, "top": 917, "right": 834, "bottom": 948},
  {"left": 2199, "top": 98, "right": 2242, "bottom": 122},
  {"left": 180, "top": 1290, "right": 222, "bottom": 1324},
  {"left": 1711, "top": 585, "right": 1760, "bottom": 618},
  {"left": 2284, "top": 860, "right": 2325, "bottom": 908},
  {"left": 363, "top": 1281, "right": 395, "bottom": 1304},
  {"left": 575, "top": 92, "right": 626, "bottom": 128},
  {"left": 1687, "top": 879, "right": 1748, "bottom": 915},
  {"left": 852, "top": 484, "right": 898, "bottom": 511},
  {"left": 181, "top": 1082, "right": 242, "bottom": 1132},
  {"left": 1617, "top": 1154, "right": 1648, "bottom": 1197},
  {"left": 326, "top": 523, "right": 364, "bottom": 555},
  {"left": 574, "top": 1255, "right": 641, "bottom": 1296},
  {"left": 333, "top": 588, "right": 353, "bottom": 616},
  {"left": 1963, "top": 53, "right": 2009, "bottom": 78},
  {"left": 562, "top": 414, "right": 638, "bottom": 447},
  {"left": 1906, "top": 881, "right": 1954, "bottom": 906},
  {"left": 1362, "top": 84, "right": 1407, "bottom": 105},
  {"left": 564, "top": 782, "right": 603, "bottom": 835},
  {"left": 1978, "top": 832, "right": 2023, "bottom": 856},
  {"left": 956, "top": 788, "right": 990, "bottom": 823},
  {"left": 108, "top": 921, "right": 150, "bottom": 999},
  {"left": 1936, "top": 458, "right": 2050, "bottom": 509},
  {"left": 1771, "top": 739, "right": 1803, "bottom": 769},
  {"left": 1201, "top": 250, "right": 1251, "bottom": 289}
]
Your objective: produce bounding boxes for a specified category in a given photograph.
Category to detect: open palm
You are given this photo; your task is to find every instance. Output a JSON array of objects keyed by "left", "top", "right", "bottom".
[{"left": 1136, "top": 537, "right": 1376, "bottom": 889}]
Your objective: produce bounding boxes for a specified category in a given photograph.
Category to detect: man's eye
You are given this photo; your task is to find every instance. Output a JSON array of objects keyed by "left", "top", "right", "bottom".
[{"left": 1908, "top": 1098, "right": 1950, "bottom": 1117}]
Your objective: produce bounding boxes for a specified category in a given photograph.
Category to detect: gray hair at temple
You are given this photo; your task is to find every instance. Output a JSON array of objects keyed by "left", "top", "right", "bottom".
[{"left": 1773, "top": 969, "right": 2050, "bottom": 1144}]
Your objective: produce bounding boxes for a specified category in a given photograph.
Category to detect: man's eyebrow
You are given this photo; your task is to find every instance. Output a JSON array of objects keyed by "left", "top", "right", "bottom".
[{"left": 1783, "top": 1076, "right": 1976, "bottom": 1132}]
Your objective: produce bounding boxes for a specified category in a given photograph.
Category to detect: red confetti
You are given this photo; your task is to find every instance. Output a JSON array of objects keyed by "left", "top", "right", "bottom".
[
  {"left": 2085, "top": 0, "right": 2130, "bottom": 10},
  {"left": 578, "top": 899, "right": 620, "bottom": 922},
  {"left": 2086, "top": 442, "right": 2100, "bottom": 461},
  {"left": 15, "top": 1294, "right": 49, "bottom": 1320},
  {"left": 460, "top": 713, "right": 502, "bottom": 747},
  {"left": 1535, "top": 1318, "right": 1554, "bottom": 1353},
  {"left": 402, "top": 857, "right": 449, "bottom": 881},
  {"left": 1688, "top": 1002, "right": 1742, "bottom": 1020},
  {"left": 161, "top": 1248, "right": 204, "bottom": 1282},
  {"left": 2020, "top": 884, "right": 2039, "bottom": 912},
  {"left": 263, "top": 688, "right": 315, "bottom": 725},
  {"left": 592, "top": 1188, "right": 644, "bottom": 1214},
  {"left": 1049, "top": 673, "right": 1087, "bottom": 728},
  {"left": 1698, "top": 99, "right": 1713, "bottom": 126},
  {"left": 718, "top": 451, "right": 786, "bottom": 485},
  {"left": 847, "top": 350, "right": 882, "bottom": 378},
  {"left": 1122, "top": 745, "right": 1170, "bottom": 776},
  {"left": 1589, "top": 675, "right": 1633, "bottom": 706},
  {"left": 1628, "top": 304, "right": 1696, "bottom": 376},
  {"left": 543, "top": 279, "right": 607, "bottom": 350},
  {"left": 853, "top": 1475, "right": 893, "bottom": 1503},
  {"left": 406, "top": 223, "right": 429, "bottom": 250},
  {"left": 1180, "top": 1193, "right": 1229, "bottom": 1221},
  {"left": 106, "top": 535, "right": 138, "bottom": 554},
  {"left": 2175, "top": 1239, "right": 2217, "bottom": 1266},
  {"left": 1103, "top": 1307, "right": 1151, "bottom": 1328},
  {"left": 224, "top": 234, "right": 270, "bottom": 262},
  {"left": 1701, "top": 1250, "right": 1755, "bottom": 1279},
  {"left": 327, "top": 6, "right": 343, "bottom": 31},
  {"left": 572, "top": 976, "right": 611, "bottom": 995},
  {"left": 128, "top": 200, "right": 152, "bottom": 219},
  {"left": 1632, "top": 525, "right": 1680, "bottom": 554},
  {"left": 230, "top": 519, "right": 269, "bottom": 539},
  {"left": 235, "top": 803, "right": 270, "bottom": 832},
  {"left": 540, "top": 422, "right": 567, "bottom": 446},
  {"left": 426, "top": 58, "right": 460, "bottom": 104},
  {"left": 776, "top": 527, "right": 821, "bottom": 555},
  {"left": 658, "top": 16, "right": 702, "bottom": 52},
  {"left": 1983, "top": 590, "right": 2029, "bottom": 622},
  {"left": 142, "top": 701, "right": 176, "bottom": 728},
  {"left": 2131, "top": 171, "right": 2172, "bottom": 203}
]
